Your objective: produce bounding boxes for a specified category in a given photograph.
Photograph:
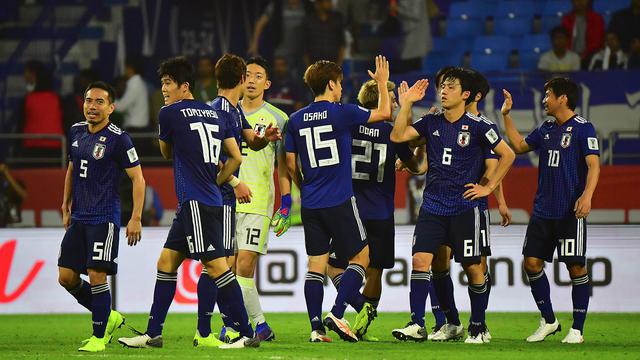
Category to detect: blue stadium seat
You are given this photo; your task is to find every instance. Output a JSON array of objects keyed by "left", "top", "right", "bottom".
[
  {"left": 446, "top": 18, "right": 484, "bottom": 38},
  {"left": 540, "top": 14, "right": 563, "bottom": 34},
  {"left": 423, "top": 51, "right": 464, "bottom": 73},
  {"left": 496, "top": 0, "right": 537, "bottom": 18},
  {"left": 594, "top": 0, "right": 628, "bottom": 24},
  {"left": 470, "top": 51, "right": 508, "bottom": 72},
  {"left": 432, "top": 36, "right": 473, "bottom": 53},
  {"left": 495, "top": 17, "right": 534, "bottom": 36},
  {"left": 541, "top": 0, "right": 572, "bottom": 18},
  {"left": 520, "top": 34, "right": 551, "bottom": 53},
  {"left": 449, "top": 1, "right": 496, "bottom": 19},
  {"left": 472, "top": 35, "right": 514, "bottom": 53}
]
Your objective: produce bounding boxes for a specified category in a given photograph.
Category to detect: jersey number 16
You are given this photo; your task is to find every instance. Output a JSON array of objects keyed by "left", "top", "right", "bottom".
[{"left": 191, "top": 122, "right": 222, "bottom": 164}]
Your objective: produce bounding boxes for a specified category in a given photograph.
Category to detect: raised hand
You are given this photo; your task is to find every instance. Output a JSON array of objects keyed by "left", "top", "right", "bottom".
[
  {"left": 501, "top": 89, "right": 513, "bottom": 116},
  {"left": 263, "top": 123, "right": 282, "bottom": 142},
  {"left": 368, "top": 55, "right": 390, "bottom": 84},
  {"left": 399, "top": 79, "right": 429, "bottom": 106}
]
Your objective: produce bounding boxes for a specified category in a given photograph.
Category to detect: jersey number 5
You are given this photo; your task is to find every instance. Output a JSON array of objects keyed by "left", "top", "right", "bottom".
[
  {"left": 299, "top": 125, "right": 339, "bottom": 168},
  {"left": 191, "top": 122, "right": 222, "bottom": 164}
]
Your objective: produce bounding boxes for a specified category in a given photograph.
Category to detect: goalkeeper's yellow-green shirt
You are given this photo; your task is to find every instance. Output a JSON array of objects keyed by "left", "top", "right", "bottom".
[{"left": 237, "top": 101, "right": 288, "bottom": 217}]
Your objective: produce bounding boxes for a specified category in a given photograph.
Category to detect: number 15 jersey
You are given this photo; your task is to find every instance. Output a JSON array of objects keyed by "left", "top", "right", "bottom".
[{"left": 285, "top": 101, "right": 370, "bottom": 209}]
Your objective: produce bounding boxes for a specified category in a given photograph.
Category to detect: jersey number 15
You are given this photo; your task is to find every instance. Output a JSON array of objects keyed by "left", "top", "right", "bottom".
[{"left": 299, "top": 125, "right": 339, "bottom": 168}]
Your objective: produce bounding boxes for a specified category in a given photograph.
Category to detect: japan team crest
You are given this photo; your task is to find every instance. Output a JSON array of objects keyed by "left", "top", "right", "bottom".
[
  {"left": 560, "top": 133, "right": 572, "bottom": 148},
  {"left": 93, "top": 143, "right": 106, "bottom": 159},
  {"left": 457, "top": 131, "right": 471, "bottom": 147}
]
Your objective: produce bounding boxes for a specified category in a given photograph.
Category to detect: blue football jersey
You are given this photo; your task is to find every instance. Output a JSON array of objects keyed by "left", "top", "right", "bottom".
[
  {"left": 209, "top": 96, "right": 251, "bottom": 206},
  {"left": 412, "top": 112, "right": 502, "bottom": 216},
  {"left": 68, "top": 122, "right": 140, "bottom": 225},
  {"left": 524, "top": 115, "right": 599, "bottom": 219},
  {"left": 352, "top": 122, "right": 413, "bottom": 220},
  {"left": 285, "top": 101, "right": 371, "bottom": 209},
  {"left": 477, "top": 115, "right": 501, "bottom": 212},
  {"left": 159, "top": 99, "right": 232, "bottom": 209}
]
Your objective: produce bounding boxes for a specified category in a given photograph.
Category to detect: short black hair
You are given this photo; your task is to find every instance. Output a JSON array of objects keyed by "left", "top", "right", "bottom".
[
  {"left": 550, "top": 26, "right": 570, "bottom": 40},
  {"left": 25, "top": 59, "right": 53, "bottom": 91},
  {"left": 215, "top": 54, "right": 246, "bottom": 89},
  {"left": 246, "top": 56, "right": 271, "bottom": 79},
  {"left": 304, "top": 60, "right": 343, "bottom": 97},
  {"left": 544, "top": 77, "right": 579, "bottom": 110},
  {"left": 441, "top": 67, "right": 474, "bottom": 105},
  {"left": 157, "top": 56, "right": 195, "bottom": 92},
  {"left": 469, "top": 69, "right": 490, "bottom": 102},
  {"left": 435, "top": 66, "right": 455, "bottom": 87},
  {"left": 84, "top": 81, "right": 117, "bottom": 103}
]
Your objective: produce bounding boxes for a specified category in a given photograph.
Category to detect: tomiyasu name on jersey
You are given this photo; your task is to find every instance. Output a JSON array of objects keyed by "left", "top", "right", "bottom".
[{"left": 236, "top": 102, "right": 288, "bottom": 217}]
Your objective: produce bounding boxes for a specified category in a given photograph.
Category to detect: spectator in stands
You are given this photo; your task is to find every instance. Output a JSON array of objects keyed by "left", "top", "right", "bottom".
[
  {"left": 62, "top": 68, "right": 99, "bottom": 133},
  {"left": 538, "top": 26, "right": 582, "bottom": 72},
  {"left": 116, "top": 56, "right": 149, "bottom": 131},
  {"left": 265, "top": 55, "right": 305, "bottom": 115},
  {"left": 303, "top": 0, "right": 346, "bottom": 66},
  {"left": 589, "top": 31, "right": 628, "bottom": 70},
  {"left": 248, "top": 0, "right": 309, "bottom": 76},
  {"left": 628, "top": 37, "right": 640, "bottom": 68},
  {"left": 607, "top": 0, "right": 640, "bottom": 52},
  {"left": 335, "top": 0, "right": 369, "bottom": 55},
  {"left": 0, "top": 163, "right": 27, "bottom": 227},
  {"left": 18, "top": 60, "right": 64, "bottom": 159},
  {"left": 561, "top": 0, "right": 605, "bottom": 68},
  {"left": 395, "top": 0, "right": 433, "bottom": 73},
  {"left": 193, "top": 55, "right": 217, "bottom": 103}
]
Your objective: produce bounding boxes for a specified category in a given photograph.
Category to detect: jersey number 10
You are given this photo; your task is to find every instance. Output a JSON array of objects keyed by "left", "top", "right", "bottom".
[{"left": 191, "top": 122, "right": 222, "bottom": 164}]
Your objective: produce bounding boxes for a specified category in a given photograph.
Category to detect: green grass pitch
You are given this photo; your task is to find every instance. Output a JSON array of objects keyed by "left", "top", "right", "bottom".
[{"left": 1, "top": 312, "right": 639, "bottom": 359}]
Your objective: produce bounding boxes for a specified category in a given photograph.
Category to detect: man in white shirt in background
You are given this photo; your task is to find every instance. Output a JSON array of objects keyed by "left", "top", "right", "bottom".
[
  {"left": 538, "top": 26, "right": 581, "bottom": 72},
  {"left": 117, "top": 57, "right": 150, "bottom": 131}
]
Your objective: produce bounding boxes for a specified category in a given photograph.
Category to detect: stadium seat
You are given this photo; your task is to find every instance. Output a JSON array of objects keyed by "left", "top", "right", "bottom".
[
  {"left": 496, "top": 0, "right": 537, "bottom": 18},
  {"left": 423, "top": 51, "right": 464, "bottom": 73},
  {"left": 449, "top": 1, "right": 495, "bottom": 19},
  {"left": 432, "top": 36, "right": 473, "bottom": 54},
  {"left": 495, "top": 17, "right": 534, "bottom": 36},
  {"left": 541, "top": 0, "right": 572, "bottom": 18},
  {"left": 540, "top": 14, "right": 563, "bottom": 34},
  {"left": 594, "top": 0, "right": 629, "bottom": 20},
  {"left": 472, "top": 35, "right": 513, "bottom": 53},
  {"left": 517, "top": 34, "right": 550, "bottom": 69},
  {"left": 470, "top": 50, "right": 508, "bottom": 72},
  {"left": 446, "top": 18, "right": 484, "bottom": 38}
]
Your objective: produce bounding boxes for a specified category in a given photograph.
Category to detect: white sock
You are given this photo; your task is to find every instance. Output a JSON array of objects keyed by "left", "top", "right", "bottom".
[{"left": 237, "top": 275, "right": 266, "bottom": 325}]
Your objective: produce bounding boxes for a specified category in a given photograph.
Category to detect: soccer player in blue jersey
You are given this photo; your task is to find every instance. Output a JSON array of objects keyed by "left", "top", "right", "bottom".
[
  {"left": 325, "top": 79, "right": 424, "bottom": 342},
  {"left": 390, "top": 68, "right": 515, "bottom": 344},
  {"left": 57, "top": 81, "right": 145, "bottom": 352},
  {"left": 285, "top": 56, "right": 391, "bottom": 343},
  {"left": 117, "top": 56, "right": 258, "bottom": 349},
  {"left": 201, "top": 54, "right": 280, "bottom": 343},
  {"left": 501, "top": 77, "right": 600, "bottom": 344},
  {"left": 429, "top": 69, "right": 512, "bottom": 342}
]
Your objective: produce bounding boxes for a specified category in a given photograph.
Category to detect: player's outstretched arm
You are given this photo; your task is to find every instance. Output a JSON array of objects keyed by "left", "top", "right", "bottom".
[
  {"left": 285, "top": 152, "right": 302, "bottom": 189},
  {"left": 218, "top": 138, "right": 243, "bottom": 185},
  {"left": 243, "top": 123, "right": 282, "bottom": 151},
  {"left": 464, "top": 140, "right": 515, "bottom": 200},
  {"left": 575, "top": 154, "right": 600, "bottom": 219},
  {"left": 124, "top": 165, "right": 145, "bottom": 246},
  {"left": 398, "top": 144, "right": 428, "bottom": 175},
  {"left": 159, "top": 140, "right": 172, "bottom": 160},
  {"left": 390, "top": 79, "right": 428, "bottom": 143},
  {"left": 367, "top": 55, "right": 391, "bottom": 123},
  {"left": 61, "top": 162, "right": 73, "bottom": 230},
  {"left": 501, "top": 89, "right": 532, "bottom": 154}
]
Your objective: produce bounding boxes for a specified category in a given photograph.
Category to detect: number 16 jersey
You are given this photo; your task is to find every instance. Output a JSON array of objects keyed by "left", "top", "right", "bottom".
[{"left": 285, "top": 101, "right": 370, "bottom": 209}]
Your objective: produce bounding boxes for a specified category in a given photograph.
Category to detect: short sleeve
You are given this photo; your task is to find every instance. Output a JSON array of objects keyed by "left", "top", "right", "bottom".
[
  {"left": 411, "top": 115, "right": 430, "bottom": 138},
  {"left": 274, "top": 111, "right": 289, "bottom": 155},
  {"left": 395, "top": 142, "right": 414, "bottom": 163},
  {"left": 285, "top": 121, "right": 297, "bottom": 153},
  {"left": 220, "top": 113, "right": 234, "bottom": 140},
  {"left": 478, "top": 121, "right": 501, "bottom": 150},
  {"left": 239, "top": 108, "right": 252, "bottom": 130},
  {"left": 580, "top": 123, "right": 600, "bottom": 157},
  {"left": 67, "top": 127, "right": 75, "bottom": 162},
  {"left": 158, "top": 107, "right": 173, "bottom": 144},
  {"left": 117, "top": 133, "right": 140, "bottom": 169},
  {"left": 342, "top": 103, "right": 370, "bottom": 128},
  {"left": 484, "top": 125, "right": 500, "bottom": 159},
  {"left": 524, "top": 126, "right": 542, "bottom": 150}
]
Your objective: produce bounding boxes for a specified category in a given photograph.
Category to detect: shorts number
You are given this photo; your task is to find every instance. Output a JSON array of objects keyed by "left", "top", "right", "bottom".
[
  {"left": 463, "top": 239, "right": 474, "bottom": 257},
  {"left": 299, "top": 125, "right": 339, "bottom": 168},
  {"left": 190, "top": 122, "right": 222, "bottom": 164},
  {"left": 352, "top": 139, "right": 387, "bottom": 182},
  {"left": 80, "top": 160, "right": 88, "bottom": 178},
  {"left": 186, "top": 235, "right": 195, "bottom": 253},
  {"left": 480, "top": 229, "right": 487, "bottom": 247},
  {"left": 245, "top": 228, "right": 261, "bottom": 246},
  {"left": 92, "top": 242, "right": 104, "bottom": 260},
  {"left": 559, "top": 238, "right": 575, "bottom": 256},
  {"left": 442, "top": 147, "right": 452, "bottom": 165},
  {"left": 547, "top": 150, "right": 560, "bottom": 167}
]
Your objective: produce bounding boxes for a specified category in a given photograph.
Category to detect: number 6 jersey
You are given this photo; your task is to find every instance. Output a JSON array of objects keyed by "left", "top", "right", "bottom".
[
  {"left": 285, "top": 101, "right": 370, "bottom": 209},
  {"left": 158, "top": 99, "right": 233, "bottom": 209}
]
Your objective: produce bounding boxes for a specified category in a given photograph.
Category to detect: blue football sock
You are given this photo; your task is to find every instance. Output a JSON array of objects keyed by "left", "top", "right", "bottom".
[
  {"left": 146, "top": 271, "right": 177, "bottom": 338},
  {"left": 215, "top": 270, "right": 253, "bottom": 338},
  {"left": 571, "top": 274, "right": 590, "bottom": 333},
  {"left": 331, "top": 264, "right": 365, "bottom": 318},
  {"left": 468, "top": 281, "right": 487, "bottom": 325},
  {"left": 90, "top": 283, "right": 111, "bottom": 338},
  {"left": 409, "top": 270, "right": 430, "bottom": 327},
  {"left": 484, "top": 271, "right": 492, "bottom": 311},
  {"left": 305, "top": 272, "right": 325, "bottom": 331},
  {"left": 527, "top": 270, "right": 556, "bottom": 324},
  {"left": 331, "top": 271, "right": 364, "bottom": 313},
  {"left": 432, "top": 271, "right": 461, "bottom": 326},
  {"left": 197, "top": 270, "right": 217, "bottom": 337},
  {"left": 67, "top": 279, "right": 92, "bottom": 311},
  {"left": 428, "top": 283, "right": 446, "bottom": 327}
]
